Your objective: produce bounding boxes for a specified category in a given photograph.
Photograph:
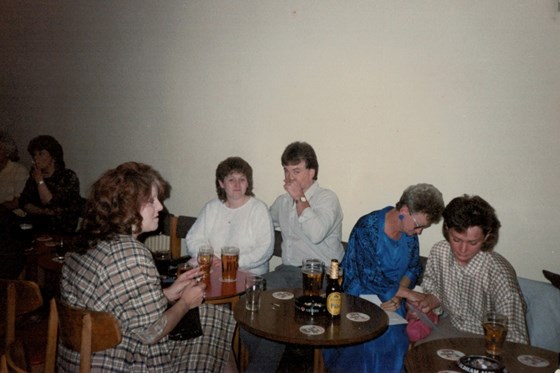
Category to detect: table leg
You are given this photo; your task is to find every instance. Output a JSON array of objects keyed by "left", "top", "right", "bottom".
[{"left": 313, "top": 348, "right": 325, "bottom": 373}]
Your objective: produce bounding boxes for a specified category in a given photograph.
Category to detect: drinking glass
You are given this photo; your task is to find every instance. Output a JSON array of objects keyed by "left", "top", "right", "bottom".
[
  {"left": 301, "top": 258, "right": 324, "bottom": 296},
  {"left": 245, "top": 276, "right": 266, "bottom": 311},
  {"left": 482, "top": 312, "right": 508, "bottom": 356},
  {"left": 221, "top": 246, "right": 240, "bottom": 282},
  {"left": 197, "top": 246, "right": 214, "bottom": 280}
]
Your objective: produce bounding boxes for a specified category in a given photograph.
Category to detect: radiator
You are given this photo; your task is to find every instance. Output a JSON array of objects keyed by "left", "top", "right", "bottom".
[{"left": 145, "top": 234, "right": 170, "bottom": 252}]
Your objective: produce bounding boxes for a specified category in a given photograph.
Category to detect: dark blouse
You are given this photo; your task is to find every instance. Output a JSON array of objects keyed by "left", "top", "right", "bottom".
[{"left": 19, "top": 168, "right": 83, "bottom": 233}]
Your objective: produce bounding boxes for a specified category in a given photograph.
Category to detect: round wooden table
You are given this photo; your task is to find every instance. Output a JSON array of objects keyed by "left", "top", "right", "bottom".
[
  {"left": 203, "top": 267, "right": 249, "bottom": 309},
  {"left": 405, "top": 337, "right": 558, "bottom": 372},
  {"left": 233, "top": 288, "right": 388, "bottom": 372}
]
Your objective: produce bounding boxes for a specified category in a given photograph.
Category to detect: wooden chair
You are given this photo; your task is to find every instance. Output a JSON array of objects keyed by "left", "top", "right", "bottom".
[
  {"left": 5, "top": 340, "right": 27, "bottom": 373},
  {"left": 143, "top": 213, "right": 196, "bottom": 260},
  {"left": 45, "top": 298, "right": 122, "bottom": 373},
  {"left": 0, "top": 280, "right": 43, "bottom": 373}
]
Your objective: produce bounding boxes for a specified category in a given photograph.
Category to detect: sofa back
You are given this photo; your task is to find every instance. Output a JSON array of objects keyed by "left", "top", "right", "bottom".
[{"left": 518, "top": 277, "right": 560, "bottom": 352}]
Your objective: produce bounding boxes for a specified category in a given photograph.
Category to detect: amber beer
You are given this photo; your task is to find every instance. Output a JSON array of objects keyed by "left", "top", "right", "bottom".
[
  {"left": 221, "top": 246, "right": 239, "bottom": 282},
  {"left": 482, "top": 312, "right": 508, "bottom": 355},
  {"left": 197, "top": 246, "right": 214, "bottom": 280},
  {"left": 301, "top": 259, "right": 324, "bottom": 297},
  {"left": 326, "top": 259, "right": 342, "bottom": 318}
]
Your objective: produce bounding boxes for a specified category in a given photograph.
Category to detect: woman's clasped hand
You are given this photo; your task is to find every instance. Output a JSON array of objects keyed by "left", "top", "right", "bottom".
[{"left": 164, "top": 266, "right": 207, "bottom": 308}]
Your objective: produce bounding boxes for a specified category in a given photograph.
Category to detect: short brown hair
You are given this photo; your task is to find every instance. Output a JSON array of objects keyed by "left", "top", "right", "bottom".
[
  {"left": 281, "top": 141, "right": 318, "bottom": 180},
  {"left": 442, "top": 195, "right": 501, "bottom": 252},
  {"left": 215, "top": 157, "right": 254, "bottom": 201}
]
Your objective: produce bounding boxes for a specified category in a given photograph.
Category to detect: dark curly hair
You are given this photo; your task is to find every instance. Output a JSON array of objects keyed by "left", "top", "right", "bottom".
[
  {"left": 79, "top": 162, "right": 170, "bottom": 250},
  {"left": 442, "top": 195, "right": 501, "bottom": 252},
  {"left": 27, "top": 135, "right": 65, "bottom": 170},
  {"left": 281, "top": 141, "right": 319, "bottom": 180},
  {"left": 215, "top": 156, "right": 255, "bottom": 202}
]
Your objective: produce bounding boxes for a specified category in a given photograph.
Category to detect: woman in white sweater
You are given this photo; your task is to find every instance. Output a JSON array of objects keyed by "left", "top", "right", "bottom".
[{"left": 186, "top": 157, "right": 274, "bottom": 275}]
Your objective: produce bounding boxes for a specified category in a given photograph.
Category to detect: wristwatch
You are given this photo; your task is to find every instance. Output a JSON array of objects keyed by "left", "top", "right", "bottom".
[{"left": 298, "top": 196, "right": 307, "bottom": 204}]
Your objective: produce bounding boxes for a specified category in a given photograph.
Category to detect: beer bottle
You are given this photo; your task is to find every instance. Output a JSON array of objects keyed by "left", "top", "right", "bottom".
[{"left": 326, "top": 259, "right": 342, "bottom": 318}]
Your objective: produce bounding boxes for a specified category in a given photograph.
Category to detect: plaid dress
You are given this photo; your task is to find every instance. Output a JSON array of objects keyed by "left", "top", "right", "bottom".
[{"left": 59, "top": 235, "right": 234, "bottom": 372}]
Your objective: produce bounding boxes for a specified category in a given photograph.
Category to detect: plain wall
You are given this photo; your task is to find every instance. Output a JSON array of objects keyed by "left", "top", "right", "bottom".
[{"left": 2, "top": 1, "right": 559, "bottom": 281}]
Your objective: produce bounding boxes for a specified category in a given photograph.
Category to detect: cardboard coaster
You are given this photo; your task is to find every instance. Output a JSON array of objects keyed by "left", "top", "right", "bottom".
[
  {"left": 272, "top": 291, "right": 294, "bottom": 300},
  {"left": 299, "top": 325, "right": 325, "bottom": 336},
  {"left": 517, "top": 354, "right": 549, "bottom": 368},
  {"left": 346, "top": 312, "right": 370, "bottom": 322},
  {"left": 36, "top": 235, "right": 53, "bottom": 242},
  {"left": 436, "top": 349, "right": 465, "bottom": 361},
  {"left": 45, "top": 241, "right": 58, "bottom": 247}
]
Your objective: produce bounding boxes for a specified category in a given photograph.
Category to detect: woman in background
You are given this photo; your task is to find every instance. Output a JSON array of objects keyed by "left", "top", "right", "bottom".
[
  {"left": 323, "top": 183, "right": 445, "bottom": 373},
  {"left": 0, "top": 130, "right": 28, "bottom": 211},
  {"left": 0, "top": 130, "right": 28, "bottom": 279},
  {"left": 59, "top": 162, "right": 235, "bottom": 372},
  {"left": 19, "top": 135, "right": 83, "bottom": 233},
  {"left": 186, "top": 156, "right": 274, "bottom": 275}
]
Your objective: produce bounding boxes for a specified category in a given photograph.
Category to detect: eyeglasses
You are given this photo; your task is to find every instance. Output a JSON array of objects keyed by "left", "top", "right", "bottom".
[{"left": 409, "top": 212, "right": 428, "bottom": 230}]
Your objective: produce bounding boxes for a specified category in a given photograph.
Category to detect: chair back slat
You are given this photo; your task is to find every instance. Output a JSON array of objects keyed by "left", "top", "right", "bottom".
[
  {"left": 53, "top": 299, "right": 121, "bottom": 373},
  {"left": 0, "top": 280, "right": 42, "bottom": 348}
]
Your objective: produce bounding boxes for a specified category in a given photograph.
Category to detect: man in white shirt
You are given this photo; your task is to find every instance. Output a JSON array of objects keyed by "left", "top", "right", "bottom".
[
  {"left": 266, "top": 141, "right": 344, "bottom": 289},
  {"left": 244, "top": 141, "right": 344, "bottom": 372}
]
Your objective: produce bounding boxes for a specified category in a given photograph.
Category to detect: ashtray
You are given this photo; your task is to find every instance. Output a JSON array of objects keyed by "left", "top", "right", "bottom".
[
  {"left": 294, "top": 295, "right": 325, "bottom": 315},
  {"left": 457, "top": 355, "right": 507, "bottom": 373}
]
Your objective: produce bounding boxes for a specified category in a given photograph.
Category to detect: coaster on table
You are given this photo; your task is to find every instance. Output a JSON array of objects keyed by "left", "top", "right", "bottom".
[
  {"left": 51, "top": 257, "right": 64, "bottom": 263},
  {"left": 272, "top": 291, "right": 294, "bottom": 300},
  {"left": 36, "top": 236, "right": 52, "bottom": 242},
  {"left": 45, "top": 241, "right": 58, "bottom": 247},
  {"left": 346, "top": 312, "right": 370, "bottom": 322},
  {"left": 436, "top": 349, "right": 465, "bottom": 361},
  {"left": 299, "top": 325, "right": 325, "bottom": 336},
  {"left": 517, "top": 354, "right": 549, "bottom": 368}
]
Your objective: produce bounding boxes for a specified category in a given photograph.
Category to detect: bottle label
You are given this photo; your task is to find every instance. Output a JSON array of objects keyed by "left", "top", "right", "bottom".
[{"left": 326, "top": 292, "right": 341, "bottom": 316}]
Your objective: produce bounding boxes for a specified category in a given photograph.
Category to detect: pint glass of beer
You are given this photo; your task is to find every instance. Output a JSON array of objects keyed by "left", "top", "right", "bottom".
[
  {"left": 221, "top": 246, "right": 239, "bottom": 282},
  {"left": 301, "top": 258, "right": 324, "bottom": 296},
  {"left": 482, "top": 312, "right": 508, "bottom": 356},
  {"left": 197, "top": 246, "right": 214, "bottom": 280}
]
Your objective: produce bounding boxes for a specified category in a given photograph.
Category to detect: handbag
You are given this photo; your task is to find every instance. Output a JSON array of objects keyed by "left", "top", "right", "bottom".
[
  {"left": 405, "top": 309, "right": 438, "bottom": 342},
  {"left": 168, "top": 306, "right": 203, "bottom": 340}
]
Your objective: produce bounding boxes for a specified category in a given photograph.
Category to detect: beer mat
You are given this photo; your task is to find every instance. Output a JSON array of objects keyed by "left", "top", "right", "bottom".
[
  {"left": 346, "top": 312, "right": 370, "bottom": 322},
  {"left": 299, "top": 325, "right": 325, "bottom": 336},
  {"left": 272, "top": 291, "right": 294, "bottom": 300},
  {"left": 45, "top": 241, "right": 58, "bottom": 247},
  {"left": 517, "top": 354, "right": 549, "bottom": 367},
  {"left": 436, "top": 349, "right": 465, "bottom": 361},
  {"left": 51, "top": 257, "right": 64, "bottom": 263},
  {"left": 19, "top": 223, "right": 33, "bottom": 230},
  {"left": 36, "top": 236, "right": 53, "bottom": 242},
  {"left": 24, "top": 247, "right": 34, "bottom": 252}
]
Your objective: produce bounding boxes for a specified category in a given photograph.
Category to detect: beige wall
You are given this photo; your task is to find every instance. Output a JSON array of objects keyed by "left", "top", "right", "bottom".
[{"left": 2, "top": 1, "right": 559, "bottom": 281}]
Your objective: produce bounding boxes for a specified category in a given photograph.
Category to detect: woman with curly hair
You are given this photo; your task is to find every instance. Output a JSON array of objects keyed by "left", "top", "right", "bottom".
[
  {"left": 59, "top": 162, "right": 236, "bottom": 372},
  {"left": 19, "top": 135, "right": 83, "bottom": 233}
]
